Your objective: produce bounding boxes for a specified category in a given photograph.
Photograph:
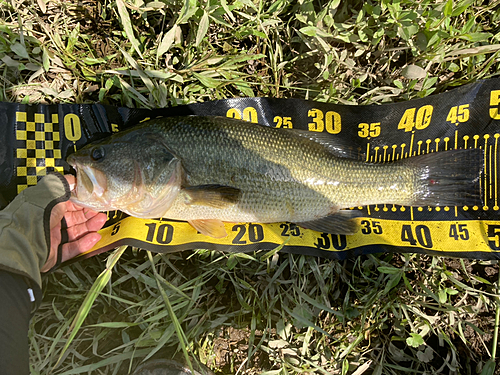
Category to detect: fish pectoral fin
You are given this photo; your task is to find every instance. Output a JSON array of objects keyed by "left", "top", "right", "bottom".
[
  {"left": 188, "top": 219, "right": 228, "bottom": 238},
  {"left": 297, "top": 210, "right": 361, "bottom": 235},
  {"left": 182, "top": 185, "right": 241, "bottom": 208}
]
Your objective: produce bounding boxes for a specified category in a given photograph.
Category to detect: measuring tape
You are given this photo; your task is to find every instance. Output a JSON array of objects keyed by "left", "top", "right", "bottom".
[
  {"left": 91, "top": 217, "right": 500, "bottom": 260},
  {"left": 1, "top": 79, "right": 499, "bottom": 261}
]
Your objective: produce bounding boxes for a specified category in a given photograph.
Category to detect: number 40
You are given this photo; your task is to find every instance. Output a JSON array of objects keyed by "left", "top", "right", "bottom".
[{"left": 397, "top": 105, "right": 433, "bottom": 132}]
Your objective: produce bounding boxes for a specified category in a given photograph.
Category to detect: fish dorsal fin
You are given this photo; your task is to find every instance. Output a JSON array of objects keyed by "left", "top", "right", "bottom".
[
  {"left": 297, "top": 210, "right": 361, "bottom": 235},
  {"left": 189, "top": 219, "right": 227, "bottom": 238},
  {"left": 182, "top": 184, "right": 241, "bottom": 208},
  {"left": 288, "top": 129, "right": 364, "bottom": 160}
]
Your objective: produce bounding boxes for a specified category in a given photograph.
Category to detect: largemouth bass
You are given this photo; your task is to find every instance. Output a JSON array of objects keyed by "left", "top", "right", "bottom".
[{"left": 67, "top": 116, "right": 483, "bottom": 238}]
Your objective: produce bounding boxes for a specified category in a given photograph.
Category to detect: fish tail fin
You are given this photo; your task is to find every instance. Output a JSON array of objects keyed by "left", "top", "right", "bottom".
[{"left": 403, "top": 148, "right": 484, "bottom": 207}]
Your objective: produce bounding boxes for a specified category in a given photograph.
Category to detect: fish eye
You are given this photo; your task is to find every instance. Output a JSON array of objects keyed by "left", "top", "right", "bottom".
[{"left": 91, "top": 147, "right": 105, "bottom": 162}]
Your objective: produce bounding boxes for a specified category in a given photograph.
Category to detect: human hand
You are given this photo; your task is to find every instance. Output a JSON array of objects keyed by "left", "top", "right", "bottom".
[{"left": 41, "top": 175, "right": 108, "bottom": 272}]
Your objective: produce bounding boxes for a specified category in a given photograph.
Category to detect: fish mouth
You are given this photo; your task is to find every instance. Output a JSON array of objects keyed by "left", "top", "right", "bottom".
[{"left": 68, "top": 158, "right": 107, "bottom": 202}]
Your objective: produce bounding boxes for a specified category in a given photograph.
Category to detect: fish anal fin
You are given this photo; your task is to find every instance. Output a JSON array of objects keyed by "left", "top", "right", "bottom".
[
  {"left": 297, "top": 210, "right": 361, "bottom": 235},
  {"left": 189, "top": 219, "right": 228, "bottom": 238},
  {"left": 183, "top": 184, "right": 241, "bottom": 208}
]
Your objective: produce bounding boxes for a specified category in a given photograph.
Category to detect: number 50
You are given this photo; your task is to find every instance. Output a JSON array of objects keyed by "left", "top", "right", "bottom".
[{"left": 490, "top": 90, "right": 500, "bottom": 119}]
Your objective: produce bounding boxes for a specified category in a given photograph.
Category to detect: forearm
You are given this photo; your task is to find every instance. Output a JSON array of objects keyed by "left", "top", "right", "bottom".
[
  {"left": 0, "top": 174, "right": 70, "bottom": 299},
  {"left": 0, "top": 270, "right": 31, "bottom": 375}
]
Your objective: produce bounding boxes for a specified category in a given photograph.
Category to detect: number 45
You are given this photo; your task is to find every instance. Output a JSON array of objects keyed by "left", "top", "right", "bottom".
[
  {"left": 449, "top": 223, "right": 469, "bottom": 240},
  {"left": 446, "top": 104, "right": 469, "bottom": 124}
]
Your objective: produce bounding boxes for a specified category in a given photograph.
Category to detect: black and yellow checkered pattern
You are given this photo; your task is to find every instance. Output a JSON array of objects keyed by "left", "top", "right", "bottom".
[{"left": 15, "top": 111, "right": 64, "bottom": 193}]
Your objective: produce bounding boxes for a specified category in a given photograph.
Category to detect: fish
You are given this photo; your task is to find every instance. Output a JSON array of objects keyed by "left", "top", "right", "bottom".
[{"left": 66, "top": 116, "right": 484, "bottom": 238}]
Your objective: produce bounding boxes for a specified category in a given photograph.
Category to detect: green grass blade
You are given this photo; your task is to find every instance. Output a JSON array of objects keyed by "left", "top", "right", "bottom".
[
  {"left": 54, "top": 246, "right": 127, "bottom": 368},
  {"left": 146, "top": 251, "right": 195, "bottom": 374},
  {"left": 157, "top": 25, "right": 179, "bottom": 60},
  {"left": 115, "top": 0, "right": 143, "bottom": 58},
  {"left": 195, "top": 10, "right": 209, "bottom": 47}
]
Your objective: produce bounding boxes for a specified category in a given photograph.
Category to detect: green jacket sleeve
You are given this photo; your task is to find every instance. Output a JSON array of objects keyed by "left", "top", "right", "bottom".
[{"left": 0, "top": 173, "right": 70, "bottom": 295}]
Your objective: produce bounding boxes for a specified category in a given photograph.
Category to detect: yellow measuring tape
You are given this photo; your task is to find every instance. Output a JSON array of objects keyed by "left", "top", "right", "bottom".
[{"left": 87, "top": 216, "right": 499, "bottom": 260}]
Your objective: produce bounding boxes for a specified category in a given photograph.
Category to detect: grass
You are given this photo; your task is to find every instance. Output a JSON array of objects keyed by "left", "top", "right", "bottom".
[{"left": 0, "top": 0, "right": 499, "bottom": 373}]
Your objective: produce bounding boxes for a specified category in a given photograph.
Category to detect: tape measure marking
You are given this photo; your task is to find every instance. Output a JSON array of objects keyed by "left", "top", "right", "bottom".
[{"left": 364, "top": 132, "right": 499, "bottom": 217}]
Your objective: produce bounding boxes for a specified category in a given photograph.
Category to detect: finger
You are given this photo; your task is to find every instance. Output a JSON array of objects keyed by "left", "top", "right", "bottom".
[
  {"left": 50, "top": 200, "right": 98, "bottom": 232},
  {"left": 66, "top": 212, "right": 108, "bottom": 241},
  {"left": 60, "top": 201, "right": 100, "bottom": 215},
  {"left": 63, "top": 209, "right": 93, "bottom": 227},
  {"left": 86, "top": 212, "right": 108, "bottom": 231},
  {"left": 50, "top": 202, "right": 69, "bottom": 230},
  {"left": 63, "top": 207, "right": 106, "bottom": 228},
  {"left": 60, "top": 233, "right": 102, "bottom": 262},
  {"left": 50, "top": 202, "right": 80, "bottom": 230}
]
